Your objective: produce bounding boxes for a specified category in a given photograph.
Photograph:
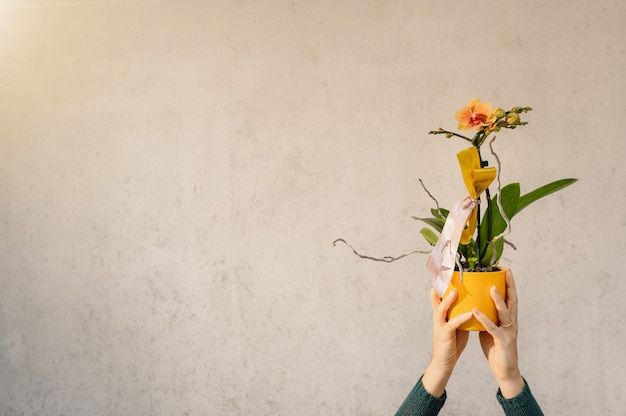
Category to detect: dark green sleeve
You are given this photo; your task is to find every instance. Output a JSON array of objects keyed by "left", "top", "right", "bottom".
[
  {"left": 395, "top": 375, "right": 446, "bottom": 416},
  {"left": 496, "top": 379, "right": 544, "bottom": 416}
]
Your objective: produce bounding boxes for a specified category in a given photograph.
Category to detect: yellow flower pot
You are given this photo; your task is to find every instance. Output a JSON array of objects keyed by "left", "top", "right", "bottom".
[{"left": 443, "top": 268, "right": 507, "bottom": 331}]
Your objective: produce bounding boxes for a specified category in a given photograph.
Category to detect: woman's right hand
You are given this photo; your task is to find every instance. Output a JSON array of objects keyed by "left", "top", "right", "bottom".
[{"left": 422, "top": 288, "right": 473, "bottom": 397}]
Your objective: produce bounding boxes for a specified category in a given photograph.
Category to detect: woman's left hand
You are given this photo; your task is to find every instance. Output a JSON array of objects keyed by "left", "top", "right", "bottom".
[{"left": 473, "top": 270, "right": 525, "bottom": 398}]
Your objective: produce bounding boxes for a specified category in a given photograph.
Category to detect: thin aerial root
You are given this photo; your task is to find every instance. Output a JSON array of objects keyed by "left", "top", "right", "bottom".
[
  {"left": 332, "top": 239, "right": 429, "bottom": 263},
  {"left": 488, "top": 137, "right": 513, "bottom": 244},
  {"left": 419, "top": 179, "right": 444, "bottom": 218}
]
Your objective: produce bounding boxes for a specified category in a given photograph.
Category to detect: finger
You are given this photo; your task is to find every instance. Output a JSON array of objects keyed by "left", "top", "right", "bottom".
[
  {"left": 436, "top": 290, "right": 458, "bottom": 324},
  {"left": 447, "top": 310, "right": 472, "bottom": 329},
  {"left": 430, "top": 288, "right": 448, "bottom": 325},
  {"left": 490, "top": 285, "right": 513, "bottom": 327},
  {"left": 430, "top": 288, "right": 441, "bottom": 313},
  {"left": 473, "top": 308, "right": 499, "bottom": 335},
  {"left": 505, "top": 270, "right": 518, "bottom": 321},
  {"left": 430, "top": 288, "right": 443, "bottom": 325}
]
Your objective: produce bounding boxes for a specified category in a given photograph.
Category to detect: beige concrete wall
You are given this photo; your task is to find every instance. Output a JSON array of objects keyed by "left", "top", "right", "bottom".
[{"left": 1, "top": 0, "right": 624, "bottom": 414}]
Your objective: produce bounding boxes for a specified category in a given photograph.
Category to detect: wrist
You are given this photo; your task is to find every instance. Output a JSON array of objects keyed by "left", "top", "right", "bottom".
[
  {"left": 496, "top": 372, "right": 525, "bottom": 398},
  {"left": 422, "top": 363, "right": 454, "bottom": 398}
]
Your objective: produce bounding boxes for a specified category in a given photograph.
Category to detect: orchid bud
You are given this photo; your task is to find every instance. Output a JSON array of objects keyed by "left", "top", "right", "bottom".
[{"left": 506, "top": 112, "right": 520, "bottom": 125}]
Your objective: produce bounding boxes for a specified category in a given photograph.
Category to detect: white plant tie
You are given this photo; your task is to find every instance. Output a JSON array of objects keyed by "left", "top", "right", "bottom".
[{"left": 426, "top": 196, "right": 477, "bottom": 297}]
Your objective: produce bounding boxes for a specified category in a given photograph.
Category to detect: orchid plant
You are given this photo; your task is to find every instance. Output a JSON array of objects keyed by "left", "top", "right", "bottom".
[{"left": 416, "top": 98, "right": 577, "bottom": 272}]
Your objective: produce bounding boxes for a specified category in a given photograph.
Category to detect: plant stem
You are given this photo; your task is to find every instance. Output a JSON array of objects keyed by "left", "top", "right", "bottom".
[
  {"left": 484, "top": 187, "right": 492, "bottom": 264},
  {"left": 476, "top": 195, "right": 481, "bottom": 265},
  {"left": 429, "top": 129, "right": 473, "bottom": 143},
  {"left": 476, "top": 148, "right": 491, "bottom": 265}
]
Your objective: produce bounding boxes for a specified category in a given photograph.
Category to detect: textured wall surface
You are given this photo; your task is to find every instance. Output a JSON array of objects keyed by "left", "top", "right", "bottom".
[{"left": 1, "top": 1, "right": 625, "bottom": 415}]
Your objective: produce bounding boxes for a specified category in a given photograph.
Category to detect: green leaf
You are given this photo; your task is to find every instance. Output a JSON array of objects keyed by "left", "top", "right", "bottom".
[
  {"left": 479, "top": 183, "right": 520, "bottom": 261},
  {"left": 514, "top": 178, "right": 578, "bottom": 216},
  {"left": 477, "top": 178, "right": 577, "bottom": 267},
  {"left": 430, "top": 208, "right": 449, "bottom": 219},
  {"left": 458, "top": 240, "right": 477, "bottom": 269},
  {"left": 480, "top": 238, "right": 504, "bottom": 267},
  {"left": 412, "top": 216, "right": 445, "bottom": 233},
  {"left": 420, "top": 228, "right": 439, "bottom": 246}
]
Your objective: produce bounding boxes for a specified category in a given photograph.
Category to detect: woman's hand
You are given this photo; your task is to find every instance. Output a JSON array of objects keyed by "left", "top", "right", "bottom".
[
  {"left": 422, "top": 288, "right": 473, "bottom": 397},
  {"left": 473, "top": 270, "right": 525, "bottom": 398}
]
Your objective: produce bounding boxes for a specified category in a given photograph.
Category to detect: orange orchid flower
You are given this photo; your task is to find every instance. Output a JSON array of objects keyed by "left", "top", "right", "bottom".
[{"left": 455, "top": 98, "right": 496, "bottom": 131}]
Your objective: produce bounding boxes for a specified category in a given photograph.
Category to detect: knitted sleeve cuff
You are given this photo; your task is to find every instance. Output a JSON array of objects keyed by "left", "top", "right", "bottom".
[
  {"left": 394, "top": 375, "right": 446, "bottom": 416},
  {"left": 496, "top": 379, "right": 544, "bottom": 416}
]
